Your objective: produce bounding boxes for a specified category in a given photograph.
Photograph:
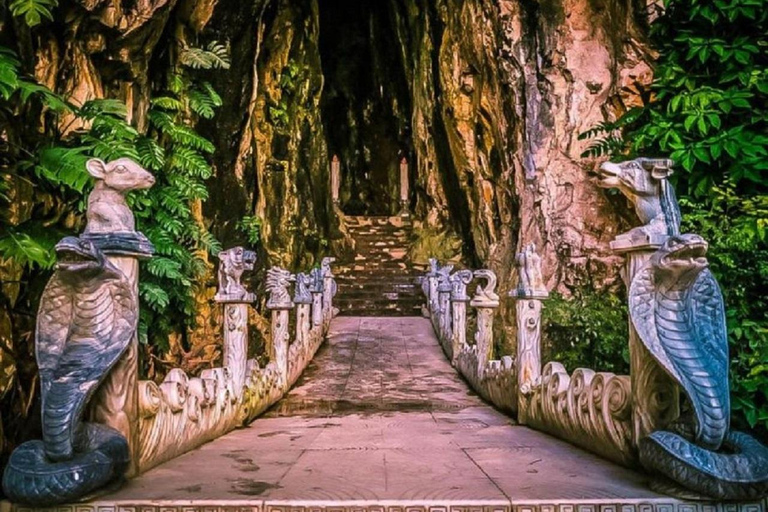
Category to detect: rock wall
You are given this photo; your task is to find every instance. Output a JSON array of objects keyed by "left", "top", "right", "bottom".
[{"left": 0, "top": 0, "right": 653, "bottom": 454}]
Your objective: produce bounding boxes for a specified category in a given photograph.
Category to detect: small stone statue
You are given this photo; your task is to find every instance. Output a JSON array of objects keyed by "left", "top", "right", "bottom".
[
  {"left": 472, "top": 269, "right": 500, "bottom": 307},
  {"left": 293, "top": 272, "right": 313, "bottom": 304},
  {"left": 309, "top": 267, "right": 324, "bottom": 294},
  {"left": 81, "top": 158, "right": 155, "bottom": 256},
  {"left": 630, "top": 234, "right": 768, "bottom": 499},
  {"left": 450, "top": 270, "right": 473, "bottom": 301},
  {"left": 321, "top": 257, "right": 336, "bottom": 278},
  {"left": 266, "top": 267, "right": 295, "bottom": 310},
  {"left": 2, "top": 237, "right": 136, "bottom": 505},
  {"left": 510, "top": 243, "right": 547, "bottom": 298},
  {"left": 215, "top": 247, "right": 257, "bottom": 302},
  {"left": 597, "top": 158, "right": 680, "bottom": 248}
]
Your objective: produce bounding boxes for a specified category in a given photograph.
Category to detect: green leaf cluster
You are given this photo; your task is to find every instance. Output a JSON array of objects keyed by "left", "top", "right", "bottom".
[{"left": 542, "top": 290, "right": 630, "bottom": 375}]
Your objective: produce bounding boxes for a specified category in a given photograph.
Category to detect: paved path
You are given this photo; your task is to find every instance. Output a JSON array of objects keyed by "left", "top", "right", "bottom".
[{"left": 103, "top": 317, "right": 668, "bottom": 507}]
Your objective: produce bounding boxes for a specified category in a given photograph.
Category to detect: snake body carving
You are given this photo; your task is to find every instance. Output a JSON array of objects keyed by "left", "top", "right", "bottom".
[
  {"left": 2, "top": 237, "right": 137, "bottom": 505},
  {"left": 629, "top": 234, "right": 768, "bottom": 499}
]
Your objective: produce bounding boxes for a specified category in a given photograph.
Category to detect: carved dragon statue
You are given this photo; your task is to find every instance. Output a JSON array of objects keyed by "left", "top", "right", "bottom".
[
  {"left": 266, "top": 267, "right": 295, "bottom": 309},
  {"left": 215, "top": 246, "right": 257, "bottom": 302},
  {"left": 2, "top": 237, "right": 136, "bottom": 505},
  {"left": 293, "top": 272, "right": 313, "bottom": 304},
  {"left": 630, "top": 234, "right": 768, "bottom": 499}
]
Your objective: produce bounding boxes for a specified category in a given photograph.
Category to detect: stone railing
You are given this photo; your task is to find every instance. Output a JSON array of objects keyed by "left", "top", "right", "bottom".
[
  {"left": 1, "top": 157, "right": 340, "bottom": 507},
  {"left": 137, "top": 256, "right": 337, "bottom": 472},
  {"left": 423, "top": 259, "right": 516, "bottom": 414},
  {"left": 424, "top": 157, "right": 768, "bottom": 501},
  {"left": 423, "top": 250, "right": 635, "bottom": 467}
]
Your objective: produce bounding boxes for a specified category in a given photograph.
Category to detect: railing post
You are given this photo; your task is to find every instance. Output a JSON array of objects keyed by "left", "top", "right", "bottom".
[
  {"left": 509, "top": 244, "right": 548, "bottom": 424},
  {"left": 399, "top": 157, "right": 409, "bottom": 216},
  {"left": 321, "top": 257, "right": 337, "bottom": 327},
  {"left": 214, "top": 247, "right": 256, "bottom": 400},
  {"left": 615, "top": 241, "right": 680, "bottom": 444},
  {"left": 294, "top": 272, "right": 313, "bottom": 345},
  {"left": 426, "top": 258, "right": 440, "bottom": 313},
  {"left": 310, "top": 267, "right": 324, "bottom": 327},
  {"left": 89, "top": 254, "right": 142, "bottom": 477},
  {"left": 331, "top": 155, "right": 341, "bottom": 206},
  {"left": 437, "top": 271, "right": 453, "bottom": 343},
  {"left": 449, "top": 270, "right": 473, "bottom": 365},
  {"left": 471, "top": 269, "right": 500, "bottom": 378},
  {"left": 266, "top": 266, "right": 295, "bottom": 391}
]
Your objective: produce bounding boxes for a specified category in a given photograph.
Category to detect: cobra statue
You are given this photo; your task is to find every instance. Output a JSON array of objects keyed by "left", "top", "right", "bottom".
[
  {"left": 2, "top": 237, "right": 137, "bottom": 505},
  {"left": 629, "top": 234, "right": 768, "bottom": 499}
]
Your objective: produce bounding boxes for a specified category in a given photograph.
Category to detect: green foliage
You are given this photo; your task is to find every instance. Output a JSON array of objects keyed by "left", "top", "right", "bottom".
[
  {"left": 542, "top": 290, "right": 630, "bottom": 375},
  {"left": 0, "top": 42, "right": 228, "bottom": 351},
  {"left": 579, "top": 0, "right": 768, "bottom": 434},
  {"left": 679, "top": 191, "right": 768, "bottom": 433},
  {"left": 179, "top": 42, "right": 231, "bottom": 71},
  {"left": 8, "top": 0, "right": 56, "bottom": 27},
  {"left": 267, "top": 60, "right": 304, "bottom": 131},
  {"left": 237, "top": 215, "right": 262, "bottom": 245}
]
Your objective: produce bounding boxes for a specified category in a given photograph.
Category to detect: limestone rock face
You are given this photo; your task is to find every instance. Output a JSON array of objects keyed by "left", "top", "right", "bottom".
[{"left": 1, "top": 0, "right": 652, "bottom": 446}]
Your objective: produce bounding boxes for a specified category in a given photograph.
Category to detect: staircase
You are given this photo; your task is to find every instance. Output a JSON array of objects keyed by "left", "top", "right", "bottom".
[{"left": 334, "top": 216, "right": 426, "bottom": 316}]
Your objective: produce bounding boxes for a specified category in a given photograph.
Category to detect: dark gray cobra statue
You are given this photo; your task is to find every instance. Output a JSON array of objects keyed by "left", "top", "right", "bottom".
[
  {"left": 629, "top": 233, "right": 768, "bottom": 499},
  {"left": 2, "top": 236, "right": 136, "bottom": 505}
]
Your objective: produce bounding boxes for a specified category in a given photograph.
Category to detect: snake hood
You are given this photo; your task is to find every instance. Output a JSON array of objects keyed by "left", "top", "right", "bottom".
[{"left": 630, "top": 233, "right": 729, "bottom": 449}]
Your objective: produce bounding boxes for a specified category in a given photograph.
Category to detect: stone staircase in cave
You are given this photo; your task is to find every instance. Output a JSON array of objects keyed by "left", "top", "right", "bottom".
[{"left": 334, "top": 216, "right": 427, "bottom": 316}]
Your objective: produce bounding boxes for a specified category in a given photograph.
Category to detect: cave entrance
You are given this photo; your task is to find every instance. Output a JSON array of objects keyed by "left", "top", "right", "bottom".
[{"left": 319, "top": 0, "right": 413, "bottom": 216}]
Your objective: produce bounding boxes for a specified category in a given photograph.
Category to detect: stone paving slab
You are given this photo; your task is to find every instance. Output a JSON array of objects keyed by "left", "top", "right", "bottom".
[{"left": 8, "top": 317, "right": 768, "bottom": 512}]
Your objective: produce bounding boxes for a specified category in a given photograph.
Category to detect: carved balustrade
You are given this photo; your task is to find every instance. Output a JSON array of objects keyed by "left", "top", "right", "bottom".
[
  {"left": 422, "top": 253, "right": 635, "bottom": 466},
  {"left": 136, "top": 258, "right": 336, "bottom": 473}
]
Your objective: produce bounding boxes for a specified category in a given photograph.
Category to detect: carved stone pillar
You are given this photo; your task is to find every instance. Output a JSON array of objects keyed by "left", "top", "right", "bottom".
[
  {"left": 509, "top": 243, "right": 549, "bottom": 425},
  {"left": 214, "top": 247, "right": 256, "bottom": 400},
  {"left": 294, "top": 272, "right": 313, "bottom": 344},
  {"left": 450, "top": 270, "right": 473, "bottom": 366},
  {"left": 399, "top": 157, "right": 409, "bottom": 215},
  {"left": 425, "top": 258, "right": 439, "bottom": 314},
  {"left": 331, "top": 155, "right": 340, "bottom": 205},
  {"left": 89, "top": 254, "right": 143, "bottom": 477},
  {"left": 617, "top": 241, "right": 680, "bottom": 444},
  {"left": 266, "top": 267, "right": 295, "bottom": 391},
  {"left": 437, "top": 275, "right": 452, "bottom": 344},
  {"left": 310, "top": 268, "right": 324, "bottom": 327},
  {"left": 321, "top": 257, "right": 337, "bottom": 326},
  {"left": 471, "top": 269, "right": 500, "bottom": 378}
]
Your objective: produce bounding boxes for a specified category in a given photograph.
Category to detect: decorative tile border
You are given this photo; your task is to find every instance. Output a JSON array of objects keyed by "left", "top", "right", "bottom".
[{"left": 6, "top": 498, "right": 768, "bottom": 512}]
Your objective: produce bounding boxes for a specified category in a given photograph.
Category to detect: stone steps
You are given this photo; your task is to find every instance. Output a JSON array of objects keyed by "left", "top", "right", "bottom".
[{"left": 335, "top": 215, "right": 425, "bottom": 316}]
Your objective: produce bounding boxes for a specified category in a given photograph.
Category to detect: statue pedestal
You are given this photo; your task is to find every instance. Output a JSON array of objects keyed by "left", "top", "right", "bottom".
[
  {"left": 616, "top": 239, "right": 680, "bottom": 445},
  {"left": 86, "top": 238, "right": 152, "bottom": 478}
]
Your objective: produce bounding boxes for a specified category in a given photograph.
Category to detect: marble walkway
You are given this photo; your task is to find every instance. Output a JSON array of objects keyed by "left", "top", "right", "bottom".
[{"left": 62, "top": 317, "right": 696, "bottom": 510}]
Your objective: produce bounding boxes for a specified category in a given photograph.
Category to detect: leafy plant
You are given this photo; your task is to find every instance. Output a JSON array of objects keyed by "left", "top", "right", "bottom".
[
  {"left": 8, "top": 0, "right": 57, "bottom": 27},
  {"left": 0, "top": 42, "right": 228, "bottom": 351},
  {"left": 237, "top": 215, "right": 262, "bottom": 245},
  {"left": 542, "top": 290, "right": 630, "bottom": 375}
]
